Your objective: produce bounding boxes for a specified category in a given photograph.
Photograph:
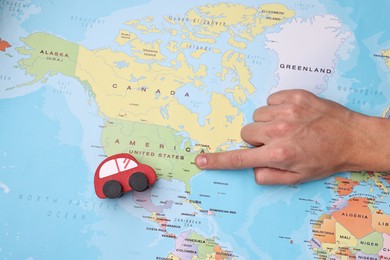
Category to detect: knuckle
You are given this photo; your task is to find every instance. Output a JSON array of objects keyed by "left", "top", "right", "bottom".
[
  {"left": 270, "top": 146, "right": 292, "bottom": 162},
  {"left": 291, "top": 92, "right": 305, "bottom": 103},
  {"left": 274, "top": 121, "right": 291, "bottom": 135},
  {"left": 229, "top": 152, "right": 244, "bottom": 169},
  {"left": 284, "top": 104, "right": 299, "bottom": 118},
  {"left": 290, "top": 90, "right": 313, "bottom": 104}
]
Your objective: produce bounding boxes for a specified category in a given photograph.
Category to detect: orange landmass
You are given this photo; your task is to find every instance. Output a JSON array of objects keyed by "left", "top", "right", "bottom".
[
  {"left": 0, "top": 38, "right": 11, "bottom": 52},
  {"left": 332, "top": 197, "right": 374, "bottom": 239},
  {"left": 214, "top": 245, "right": 230, "bottom": 260},
  {"left": 372, "top": 209, "right": 390, "bottom": 234},
  {"left": 335, "top": 177, "right": 359, "bottom": 196},
  {"left": 336, "top": 247, "right": 356, "bottom": 259},
  {"left": 214, "top": 245, "right": 223, "bottom": 260},
  {"left": 312, "top": 214, "right": 336, "bottom": 244},
  {"left": 157, "top": 216, "right": 169, "bottom": 231}
]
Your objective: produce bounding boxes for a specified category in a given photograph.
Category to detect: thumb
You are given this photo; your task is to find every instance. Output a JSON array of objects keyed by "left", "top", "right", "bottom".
[{"left": 253, "top": 167, "right": 303, "bottom": 185}]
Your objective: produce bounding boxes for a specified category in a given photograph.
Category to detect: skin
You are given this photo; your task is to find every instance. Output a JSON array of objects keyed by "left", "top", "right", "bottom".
[{"left": 195, "top": 89, "right": 390, "bottom": 185}]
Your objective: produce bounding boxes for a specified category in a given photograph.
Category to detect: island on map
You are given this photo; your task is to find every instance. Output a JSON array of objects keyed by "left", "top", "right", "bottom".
[{"left": 0, "top": 38, "right": 11, "bottom": 52}]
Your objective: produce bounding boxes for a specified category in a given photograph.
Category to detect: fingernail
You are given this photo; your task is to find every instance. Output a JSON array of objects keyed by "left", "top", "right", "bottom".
[{"left": 195, "top": 155, "right": 207, "bottom": 168}]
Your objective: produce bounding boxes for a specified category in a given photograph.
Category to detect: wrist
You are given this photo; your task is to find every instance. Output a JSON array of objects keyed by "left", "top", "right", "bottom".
[{"left": 344, "top": 113, "right": 390, "bottom": 172}]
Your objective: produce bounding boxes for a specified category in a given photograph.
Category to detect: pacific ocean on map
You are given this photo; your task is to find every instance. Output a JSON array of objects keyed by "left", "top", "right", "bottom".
[{"left": 0, "top": 87, "right": 100, "bottom": 258}]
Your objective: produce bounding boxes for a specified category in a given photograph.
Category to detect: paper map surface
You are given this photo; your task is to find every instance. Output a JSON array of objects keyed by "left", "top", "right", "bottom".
[{"left": 1, "top": 0, "right": 390, "bottom": 259}]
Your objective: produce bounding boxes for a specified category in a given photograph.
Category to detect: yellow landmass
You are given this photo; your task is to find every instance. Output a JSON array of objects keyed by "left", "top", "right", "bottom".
[
  {"left": 76, "top": 46, "right": 243, "bottom": 152},
  {"left": 259, "top": 4, "right": 295, "bottom": 26},
  {"left": 191, "top": 49, "right": 208, "bottom": 59},
  {"left": 221, "top": 50, "right": 255, "bottom": 104},
  {"left": 226, "top": 85, "right": 247, "bottom": 104},
  {"left": 170, "top": 60, "right": 177, "bottom": 66},
  {"left": 203, "top": 252, "right": 235, "bottom": 260},
  {"left": 383, "top": 106, "right": 390, "bottom": 118},
  {"left": 164, "top": 16, "right": 175, "bottom": 25},
  {"left": 205, "top": 252, "right": 216, "bottom": 259},
  {"left": 149, "top": 211, "right": 157, "bottom": 221},
  {"left": 382, "top": 49, "right": 390, "bottom": 69},
  {"left": 139, "top": 24, "right": 160, "bottom": 34},
  {"left": 166, "top": 41, "right": 178, "bottom": 53},
  {"left": 180, "top": 41, "right": 189, "bottom": 50},
  {"left": 168, "top": 29, "right": 179, "bottom": 36},
  {"left": 115, "top": 30, "right": 137, "bottom": 45},
  {"left": 320, "top": 242, "right": 338, "bottom": 256},
  {"left": 166, "top": 254, "right": 180, "bottom": 260},
  {"left": 183, "top": 3, "right": 294, "bottom": 46},
  {"left": 19, "top": 2, "right": 293, "bottom": 156},
  {"left": 186, "top": 199, "right": 203, "bottom": 211},
  {"left": 135, "top": 24, "right": 149, "bottom": 32},
  {"left": 187, "top": 31, "right": 216, "bottom": 45},
  {"left": 212, "top": 48, "right": 221, "bottom": 54},
  {"left": 114, "top": 30, "right": 165, "bottom": 61},
  {"left": 228, "top": 37, "right": 248, "bottom": 49},
  {"left": 145, "top": 16, "right": 154, "bottom": 23},
  {"left": 372, "top": 174, "right": 389, "bottom": 194},
  {"left": 125, "top": 19, "right": 138, "bottom": 26},
  {"left": 187, "top": 4, "right": 247, "bottom": 35},
  {"left": 125, "top": 17, "right": 160, "bottom": 34},
  {"left": 193, "top": 79, "right": 205, "bottom": 88},
  {"left": 335, "top": 222, "right": 358, "bottom": 248},
  {"left": 351, "top": 172, "right": 389, "bottom": 196}
]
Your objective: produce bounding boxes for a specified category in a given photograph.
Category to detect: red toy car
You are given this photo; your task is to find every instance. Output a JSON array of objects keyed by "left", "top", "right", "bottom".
[{"left": 94, "top": 153, "right": 157, "bottom": 199}]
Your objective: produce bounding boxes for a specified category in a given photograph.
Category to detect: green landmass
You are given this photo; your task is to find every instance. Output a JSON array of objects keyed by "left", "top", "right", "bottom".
[
  {"left": 355, "top": 232, "right": 383, "bottom": 255},
  {"left": 16, "top": 32, "right": 79, "bottom": 86},
  {"left": 101, "top": 118, "right": 201, "bottom": 193},
  {"left": 188, "top": 232, "right": 218, "bottom": 258},
  {"left": 15, "top": 32, "right": 203, "bottom": 193}
]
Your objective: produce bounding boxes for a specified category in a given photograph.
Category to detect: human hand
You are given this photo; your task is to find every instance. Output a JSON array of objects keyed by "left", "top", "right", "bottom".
[{"left": 195, "top": 89, "right": 385, "bottom": 185}]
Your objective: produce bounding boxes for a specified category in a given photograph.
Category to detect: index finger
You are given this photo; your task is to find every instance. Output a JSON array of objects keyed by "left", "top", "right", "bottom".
[{"left": 195, "top": 147, "right": 272, "bottom": 170}]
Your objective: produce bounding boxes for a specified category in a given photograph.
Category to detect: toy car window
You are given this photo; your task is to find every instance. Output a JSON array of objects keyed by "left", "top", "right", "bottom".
[
  {"left": 117, "top": 158, "right": 138, "bottom": 171},
  {"left": 99, "top": 160, "right": 119, "bottom": 178}
]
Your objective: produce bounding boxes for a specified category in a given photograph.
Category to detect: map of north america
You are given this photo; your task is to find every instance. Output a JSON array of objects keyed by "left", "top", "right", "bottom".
[{"left": 16, "top": 3, "right": 296, "bottom": 193}]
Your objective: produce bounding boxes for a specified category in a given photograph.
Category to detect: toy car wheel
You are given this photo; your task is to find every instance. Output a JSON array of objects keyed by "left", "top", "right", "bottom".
[
  {"left": 129, "top": 172, "right": 149, "bottom": 192},
  {"left": 103, "top": 180, "right": 123, "bottom": 199}
]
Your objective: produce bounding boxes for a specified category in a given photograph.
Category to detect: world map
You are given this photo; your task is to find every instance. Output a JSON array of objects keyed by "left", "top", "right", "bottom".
[{"left": 1, "top": 0, "right": 390, "bottom": 259}]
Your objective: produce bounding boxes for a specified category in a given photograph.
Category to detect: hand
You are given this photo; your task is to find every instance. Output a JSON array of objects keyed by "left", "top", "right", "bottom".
[{"left": 195, "top": 89, "right": 390, "bottom": 185}]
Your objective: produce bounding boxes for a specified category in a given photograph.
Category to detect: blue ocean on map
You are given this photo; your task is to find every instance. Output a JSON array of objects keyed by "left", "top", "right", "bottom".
[
  {"left": 20, "top": 0, "right": 149, "bottom": 42},
  {"left": 0, "top": 88, "right": 99, "bottom": 258},
  {"left": 324, "top": 1, "right": 390, "bottom": 115},
  {"left": 189, "top": 169, "right": 334, "bottom": 259}
]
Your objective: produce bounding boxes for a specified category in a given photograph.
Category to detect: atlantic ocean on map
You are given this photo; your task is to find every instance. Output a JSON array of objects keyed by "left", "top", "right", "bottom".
[{"left": 1, "top": 0, "right": 390, "bottom": 259}]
